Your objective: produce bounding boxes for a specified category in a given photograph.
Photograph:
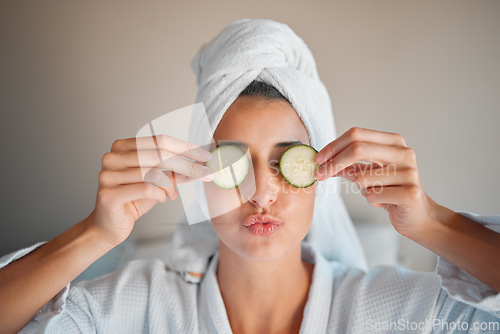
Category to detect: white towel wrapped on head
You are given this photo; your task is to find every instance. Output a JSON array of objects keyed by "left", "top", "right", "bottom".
[{"left": 168, "top": 19, "right": 368, "bottom": 280}]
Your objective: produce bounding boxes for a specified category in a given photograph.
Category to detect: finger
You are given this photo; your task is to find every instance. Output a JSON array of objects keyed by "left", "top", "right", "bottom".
[
  {"left": 155, "top": 155, "right": 214, "bottom": 181},
  {"left": 314, "top": 127, "right": 407, "bottom": 165},
  {"left": 143, "top": 168, "right": 177, "bottom": 199},
  {"left": 103, "top": 150, "right": 167, "bottom": 169},
  {"left": 155, "top": 170, "right": 205, "bottom": 200},
  {"left": 343, "top": 166, "right": 420, "bottom": 192},
  {"left": 361, "top": 184, "right": 424, "bottom": 208},
  {"left": 98, "top": 183, "right": 168, "bottom": 206},
  {"left": 98, "top": 167, "right": 204, "bottom": 188},
  {"left": 334, "top": 162, "right": 383, "bottom": 179},
  {"left": 315, "top": 142, "right": 416, "bottom": 180},
  {"left": 162, "top": 170, "right": 201, "bottom": 185},
  {"left": 111, "top": 135, "right": 213, "bottom": 162},
  {"left": 102, "top": 150, "right": 214, "bottom": 180}
]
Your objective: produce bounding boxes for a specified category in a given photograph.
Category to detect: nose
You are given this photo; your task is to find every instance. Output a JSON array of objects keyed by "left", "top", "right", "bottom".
[{"left": 248, "top": 160, "right": 279, "bottom": 209}]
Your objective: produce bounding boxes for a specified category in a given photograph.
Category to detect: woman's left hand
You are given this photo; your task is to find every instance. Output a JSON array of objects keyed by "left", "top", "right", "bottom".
[{"left": 314, "top": 127, "right": 439, "bottom": 239}]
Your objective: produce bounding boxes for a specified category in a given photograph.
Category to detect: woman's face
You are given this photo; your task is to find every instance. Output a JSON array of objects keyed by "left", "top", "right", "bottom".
[{"left": 204, "top": 96, "right": 317, "bottom": 261}]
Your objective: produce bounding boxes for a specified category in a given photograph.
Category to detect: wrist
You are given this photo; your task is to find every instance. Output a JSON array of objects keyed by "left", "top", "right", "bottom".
[
  {"left": 408, "top": 200, "right": 456, "bottom": 247},
  {"left": 81, "top": 211, "right": 122, "bottom": 252}
]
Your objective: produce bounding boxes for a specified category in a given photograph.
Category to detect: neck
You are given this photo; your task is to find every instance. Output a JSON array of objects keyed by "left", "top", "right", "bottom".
[{"left": 216, "top": 242, "right": 314, "bottom": 334}]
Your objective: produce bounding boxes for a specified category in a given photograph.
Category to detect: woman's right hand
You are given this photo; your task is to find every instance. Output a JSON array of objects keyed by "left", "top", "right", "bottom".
[
  {"left": 88, "top": 135, "right": 214, "bottom": 247},
  {"left": 0, "top": 135, "right": 214, "bottom": 334}
]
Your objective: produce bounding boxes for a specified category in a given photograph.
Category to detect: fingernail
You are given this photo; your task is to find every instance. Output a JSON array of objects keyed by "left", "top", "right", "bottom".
[
  {"left": 316, "top": 164, "right": 326, "bottom": 175},
  {"left": 203, "top": 173, "right": 215, "bottom": 182},
  {"left": 315, "top": 170, "right": 324, "bottom": 180},
  {"left": 169, "top": 191, "right": 177, "bottom": 200}
]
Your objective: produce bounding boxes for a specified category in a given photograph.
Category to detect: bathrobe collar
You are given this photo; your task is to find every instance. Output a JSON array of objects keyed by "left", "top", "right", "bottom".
[{"left": 200, "top": 242, "right": 334, "bottom": 333}]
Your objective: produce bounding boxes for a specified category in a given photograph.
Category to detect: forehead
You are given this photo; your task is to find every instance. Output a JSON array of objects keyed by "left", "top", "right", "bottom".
[{"left": 213, "top": 97, "right": 310, "bottom": 146}]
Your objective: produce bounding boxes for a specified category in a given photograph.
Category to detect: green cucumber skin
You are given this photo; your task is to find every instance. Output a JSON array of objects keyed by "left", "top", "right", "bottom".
[
  {"left": 205, "top": 145, "right": 249, "bottom": 190},
  {"left": 279, "top": 144, "right": 319, "bottom": 188}
]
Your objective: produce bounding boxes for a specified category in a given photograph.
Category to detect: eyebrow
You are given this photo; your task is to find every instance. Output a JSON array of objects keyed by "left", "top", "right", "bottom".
[
  {"left": 215, "top": 140, "right": 304, "bottom": 148},
  {"left": 274, "top": 140, "right": 304, "bottom": 148}
]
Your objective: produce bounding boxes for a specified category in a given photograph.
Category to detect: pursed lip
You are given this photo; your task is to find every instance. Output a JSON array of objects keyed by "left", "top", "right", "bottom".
[{"left": 242, "top": 214, "right": 283, "bottom": 227}]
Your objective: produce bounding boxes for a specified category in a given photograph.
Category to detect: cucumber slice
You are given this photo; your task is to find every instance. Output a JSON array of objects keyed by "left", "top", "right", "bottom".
[
  {"left": 205, "top": 145, "right": 249, "bottom": 189},
  {"left": 279, "top": 144, "right": 319, "bottom": 188}
]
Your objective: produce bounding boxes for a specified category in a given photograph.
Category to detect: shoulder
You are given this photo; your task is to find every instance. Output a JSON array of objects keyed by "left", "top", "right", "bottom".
[
  {"left": 77, "top": 257, "right": 193, "bottom": 288},
  {"left": 305, "top": 242, "right": 441, "bottom": 303},
  {"left": 71, "top": 258, "right": 199, "bottom": 315},
  {"left": 326, "top": 261, "right": 442, "bottom": 327},
  {"left": 329, "top": 261, "right": 441, "bottom": 299},
  {"left": 38, "top": 258, "right": 202, "bottom": 332}
]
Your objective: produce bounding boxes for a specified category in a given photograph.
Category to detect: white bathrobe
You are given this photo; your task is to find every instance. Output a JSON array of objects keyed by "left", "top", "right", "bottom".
[
  {"left": 1, "top": 211, "right": 499, "bottom": 334},
  {"left": 3, "top": 19, "right": 498, "bottom": 333}
]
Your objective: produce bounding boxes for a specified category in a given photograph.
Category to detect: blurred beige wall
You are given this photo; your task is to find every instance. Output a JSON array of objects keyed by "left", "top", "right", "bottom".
[{"left": 1, "top": 0, "right": 499, "bottom": 255}]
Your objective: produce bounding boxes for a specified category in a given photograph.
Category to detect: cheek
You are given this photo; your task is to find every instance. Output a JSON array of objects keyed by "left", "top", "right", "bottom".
[
  {"left": 203, "top": 177, "right": 257, "bottom": 219},
  {"left": 204, "top": 183, "right": 242, "bottom": 218},
  {"left": 281, "top": 182, "right": 317, "bottom": 224},
  {"left": 283, "top": 181, "right": 317, "bottom": 200}
]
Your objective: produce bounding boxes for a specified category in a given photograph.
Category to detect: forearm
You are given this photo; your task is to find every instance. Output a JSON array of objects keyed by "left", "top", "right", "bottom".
[
  {"left": 0, "top": 213, "right": 116, "bottom": 334},
  {"left": 412, "top": 204, "right": 500, "bottom": 293}
]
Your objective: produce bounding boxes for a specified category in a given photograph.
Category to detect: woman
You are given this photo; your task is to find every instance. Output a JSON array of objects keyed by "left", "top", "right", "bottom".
[{"left": 1, "top": 19, "right": 499, "bottom": 334}]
